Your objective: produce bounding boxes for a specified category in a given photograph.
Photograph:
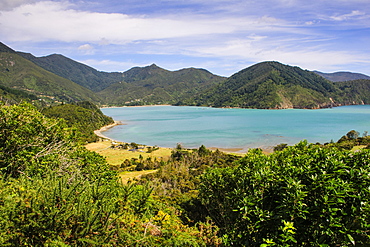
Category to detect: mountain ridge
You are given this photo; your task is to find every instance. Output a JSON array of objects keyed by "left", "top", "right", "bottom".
[
  {"left": 0, "top": 49, "right": 101, "bottom": 104},
  {"left": 0, "top": 41, "right": 369, "bottom": 109},
  {"left": 314, "top": 71, "right": 370, "bottom": 82},
  {"left": 190, "top": 61, "right": 368, "bottom": 109}
]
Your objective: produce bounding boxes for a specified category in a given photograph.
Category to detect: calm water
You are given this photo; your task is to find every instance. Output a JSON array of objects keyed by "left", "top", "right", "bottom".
[{"left": 101, "top": 105, "right": 370, "bottom": 151}]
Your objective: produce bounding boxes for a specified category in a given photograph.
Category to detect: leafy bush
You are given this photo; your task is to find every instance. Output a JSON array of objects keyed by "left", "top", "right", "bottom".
[
  {"left": 0, "top": 102, "right": 218, "bottom": 246},
  {"left": 199, "top": 141, "right": 370, "bottom": 246}
]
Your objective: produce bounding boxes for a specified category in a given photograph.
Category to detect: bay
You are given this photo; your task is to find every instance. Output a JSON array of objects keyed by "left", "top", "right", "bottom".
[{"left": 101, "top": 105, "right": 370, "bottom": 152}]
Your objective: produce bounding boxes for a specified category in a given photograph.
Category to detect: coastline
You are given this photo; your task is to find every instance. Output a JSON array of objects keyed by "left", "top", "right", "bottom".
[{"left": 94, "top": 121, "right": 123, "bottom": 141}]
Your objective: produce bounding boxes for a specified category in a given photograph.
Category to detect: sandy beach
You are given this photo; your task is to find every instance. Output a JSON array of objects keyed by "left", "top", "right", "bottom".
[{"left": 94, "top": 121, "right": 123, "bottom": 141}]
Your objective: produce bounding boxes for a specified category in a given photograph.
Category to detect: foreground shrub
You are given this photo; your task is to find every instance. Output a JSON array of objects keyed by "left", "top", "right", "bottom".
[
  {"left": 200, "top": 141, "right": 370, "bottom": 246},
  {"left": 0, "top": 102, "right": 217, "bottom": 246}
]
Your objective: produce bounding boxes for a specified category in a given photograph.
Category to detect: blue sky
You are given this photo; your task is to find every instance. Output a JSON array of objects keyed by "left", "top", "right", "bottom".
[{"left": 1, "top": 0, "right": 369, "bottom": 77}]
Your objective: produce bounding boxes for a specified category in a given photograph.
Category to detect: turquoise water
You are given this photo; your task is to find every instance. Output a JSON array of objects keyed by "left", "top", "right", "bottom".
[{"left": 101, "top": 105, "right": 370, "bottom": 151}]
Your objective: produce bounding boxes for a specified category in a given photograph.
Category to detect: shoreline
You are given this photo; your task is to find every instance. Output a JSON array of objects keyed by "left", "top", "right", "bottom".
[
  {"left": 94, "top": 121, "right": 124, "bottom": 141},
  {"left": 93, "top": 122, "right": 273, "bottom": 154},
  {"left": 99, "top": 103, "right": 368, "bottom": 110}
]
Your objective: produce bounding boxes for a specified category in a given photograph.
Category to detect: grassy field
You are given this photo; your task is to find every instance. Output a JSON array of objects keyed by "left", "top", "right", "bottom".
[{"left": 85, "top": 140, "right": 173, "bottom": 183}]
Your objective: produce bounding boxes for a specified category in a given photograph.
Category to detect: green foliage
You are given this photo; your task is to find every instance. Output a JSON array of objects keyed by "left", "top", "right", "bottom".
[
  {"left": 0, "top": 102, "right": 218, "bottom": 246},
  {"left": 139, "top": 146, "right": 239, "bottom": 226},
  {"left": 42, "top": 101, "right": 114, "bottom": 142},
  {"left": 0, "top": 85, "right": 42, "bottom": 106},
  {"left": 199, "top": 142, "right": 370, "bottom": 246},
  {"left": 334, "top": 79, "right": 370, "bottom": 104}
]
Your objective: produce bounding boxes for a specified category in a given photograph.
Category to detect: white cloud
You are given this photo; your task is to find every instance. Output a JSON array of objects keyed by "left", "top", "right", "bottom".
[
  {"left": 1, "top": 0, "right": 369, "bottom": 76},
  {"left": 0, "top": 1, "right": 237, "bottom": 43},
  {"left": 79, "top": 59, "right": 147, "bottom": 72},
  {"left": 78, "top": 44, "right": 94, "bottom": 54},
  {"left": 330, "top": 10, "right": 366, "bottom": 21}
]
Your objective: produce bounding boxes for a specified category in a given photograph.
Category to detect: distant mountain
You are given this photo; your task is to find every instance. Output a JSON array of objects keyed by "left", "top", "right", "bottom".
[
  {"left": 18, "top": 52, "right": 124, "bottom": 92},
  {"left": 192, "top": 61, "right": 343, "bottom": 109},
  {"left": 314, "top": 71, "right": 370, "bottom": 82},
  {"left": 1, "top": 42, "right": 369, "bottom": 109},
  {"left": 0, "top": 42, "right": 16, "bottom": 53},
  {"left": 0, "top": 45, "right": 101, "bottom": 104},
  {"left": 98, "top": 64, "right": 225, "bottom": 105}
]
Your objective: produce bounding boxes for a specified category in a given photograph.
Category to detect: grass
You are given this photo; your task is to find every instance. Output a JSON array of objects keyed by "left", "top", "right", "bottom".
[
  {"left": 86, "top": 140, "right": 172, "bottom": 166},
  {"left": 352, "top": 145, "right": 367, "bottom": 152},
  {"left": 85, "top": 140, "right": 173, "bottom": 183},
  {"left": 119, "top": 170, "right": 158, "bottom": 184}
]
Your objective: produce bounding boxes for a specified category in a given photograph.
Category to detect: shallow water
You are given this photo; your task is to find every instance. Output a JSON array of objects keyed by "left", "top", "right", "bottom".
[{"left": 101, "top": 105, "right": 370, "bottom": 151}]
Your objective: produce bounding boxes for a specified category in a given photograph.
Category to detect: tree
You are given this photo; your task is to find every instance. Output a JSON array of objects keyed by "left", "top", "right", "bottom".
[{"left": 346, "top": 130, "right": 360, "bottom": 139}]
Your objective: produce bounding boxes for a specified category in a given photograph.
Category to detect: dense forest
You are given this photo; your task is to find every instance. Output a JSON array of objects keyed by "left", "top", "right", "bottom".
[{"left": 1, "top": 101, "right": 369, "bottom": 245}]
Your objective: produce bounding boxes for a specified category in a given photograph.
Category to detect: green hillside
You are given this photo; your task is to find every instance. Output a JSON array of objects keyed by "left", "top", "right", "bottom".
[
  {"left": 0, "top": 51, "right": 101, "bottom": 104},
  {"left": 18, "top": 52, "right": 124, "bottom": 92},
  {"left": 334, "top": 79, "right": 370, "bottom": 104},
  {"left": 0, "top": 84, "right": 40, "bottom": 105},
  {"left": 1, "top": 42, "right": 369, "bottom": 109},
  {"left": 193, "top": 61, "right": 343, "bottom": 109},
  {"left": 42, "top": 101, "right": 114, "bottom": 142},
  {"left": 98, "top": 64, "right": 225, "bottom": 106}
]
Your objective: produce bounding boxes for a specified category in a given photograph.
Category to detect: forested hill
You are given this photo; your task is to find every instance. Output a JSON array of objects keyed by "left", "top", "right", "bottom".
[
  {"left": 18, "top": 52, "right": 124, "bottom": 92},
  {"left": 1, "top": 42, "right": 369, "bottom": 108},
  {"left": 0, "top": 48, "right": 102, "bottom": 104},
  {"left": 97, "top": 64, "right": 225, "bottom": 106},
  {"left": 190, "top": 61, "right": 368, "bottom": 109}
]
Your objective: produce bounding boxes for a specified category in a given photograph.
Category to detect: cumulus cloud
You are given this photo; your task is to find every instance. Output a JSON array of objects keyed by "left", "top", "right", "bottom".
[{"left": 0, "top": 0, "right": 38, "bottom": 10}]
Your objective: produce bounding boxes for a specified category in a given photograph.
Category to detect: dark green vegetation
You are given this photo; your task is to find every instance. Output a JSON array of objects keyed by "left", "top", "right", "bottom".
[
  {"left": 1, "top": 102, "right": 370, "bottom": 245},
  {"left": 1, "top": 42, "right": 369, "bottom": 109},
  {"left": 200, "top": 142, "right": 370, "bottom": 246},
  {"left": 334, "top": 79, "right": 370, "bottom": 105},
  {"left": 42, "top": 101, "right": 114, "bottom": 142},
  {"left": 0, "top": 84, "right": 40, "bottom": 106}
]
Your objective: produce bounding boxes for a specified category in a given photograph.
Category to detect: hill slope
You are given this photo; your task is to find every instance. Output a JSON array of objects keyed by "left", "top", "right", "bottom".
[
  {"left": 18, "top": 52, "right": 124, "bottom": 92},
  {"left": 194, "top": 61, "right": 342, "bottom": 109},
  {"left": 0, "top": 51, "right": 101, "bottom": 104},
  {"left": 42, "top": 101, "right": 114, "bottom": 142},
  {"left": 98, "top": 64, "right": 225, "bottom": 105},
  {"left": 334, "top": 79, "right": 370, "bottom": 104}
]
